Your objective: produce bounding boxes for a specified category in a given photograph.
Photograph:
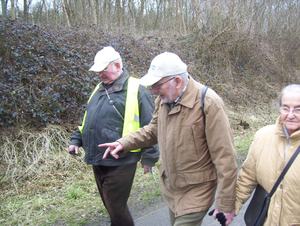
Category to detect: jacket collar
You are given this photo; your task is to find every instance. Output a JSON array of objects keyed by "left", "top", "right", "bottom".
[
  {"left": 177, "top": 76, "right": 199, "bottom": 109},
  {"left": 275, "top": 116, "right": 300, "bottom": 139},
  {"left": 160, "top": 76, "right": 201, "bottom": 111}
]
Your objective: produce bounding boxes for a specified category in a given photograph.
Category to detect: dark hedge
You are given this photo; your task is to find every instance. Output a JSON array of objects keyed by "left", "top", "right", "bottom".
[{"left": 0, "top": 20, "right": 161, "bottom": 129}]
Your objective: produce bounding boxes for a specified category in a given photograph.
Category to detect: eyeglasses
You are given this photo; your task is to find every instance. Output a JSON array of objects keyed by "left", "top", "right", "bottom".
[
  {"left": 152, "top": 77, "right": 175, "bottom": 89},
  {"left": 102, "top": 63, "right": 111, "bottom": 72},
  {"left": 280, "top": 107, "right": 300, "bottom": 115}
]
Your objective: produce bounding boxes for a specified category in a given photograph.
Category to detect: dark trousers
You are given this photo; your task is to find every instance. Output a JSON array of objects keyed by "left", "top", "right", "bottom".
[{"left": 93, "top": 163, "right": 137, "bottom": 226}]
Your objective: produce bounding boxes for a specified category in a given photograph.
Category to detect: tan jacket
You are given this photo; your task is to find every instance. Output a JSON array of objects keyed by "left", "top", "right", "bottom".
[
  {"left": 119, "top": 76, "right": 237, "bottom": 217},
  {"left": 236, "top": 117, "right": 300, "bottom": 225}
]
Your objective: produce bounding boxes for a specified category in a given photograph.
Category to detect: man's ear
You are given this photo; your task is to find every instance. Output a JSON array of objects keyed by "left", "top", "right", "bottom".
[
  {"left": 114, "top": 62, "right": 122, "bottom": 70},
  {"left": 174, "top": 76, "right": 182, "bottom": 88}
]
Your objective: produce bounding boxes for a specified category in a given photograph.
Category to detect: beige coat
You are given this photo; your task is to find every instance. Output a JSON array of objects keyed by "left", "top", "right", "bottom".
[
  {"left": 236, "top": 117, "right": 300, "bottom": 225},
  {"left": 119, "top": 76, "right": 237, "bottom": 217}
]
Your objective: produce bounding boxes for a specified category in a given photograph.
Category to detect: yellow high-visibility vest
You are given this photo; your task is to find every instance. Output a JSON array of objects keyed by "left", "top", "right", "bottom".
[{"left": 78, "top": 77, "right": 141, "bottom": 152}]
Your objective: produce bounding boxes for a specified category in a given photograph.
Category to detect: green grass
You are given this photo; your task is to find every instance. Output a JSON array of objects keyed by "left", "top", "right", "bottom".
[
  {"left": 139, "top": 188, "right": 162, "bottom": 203},
  {"left": 0, "top": 105, "right": 280, "bottom": 225},
  {"left": 1, "top": 180, "right": 107, "bottom": 225},
  {"left": 0, "top": 125, "right": 162, "bottom": 225},
  {"left": 235, "top": 135, "right": 254, "bottom": 165},
  {"left": 235, "top": 136, "right": 253, "bottom": 154}
]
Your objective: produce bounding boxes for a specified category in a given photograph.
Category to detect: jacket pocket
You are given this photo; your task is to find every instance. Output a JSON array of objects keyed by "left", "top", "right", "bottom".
[
  {"left": 174, "top": 168, "right": 217, "bottom": 188},
  {"left": 173, "top": 123, "right": 206, "bottom": 171},
  {"left": 157, "top": 163, "right": 164, "bottom": 177},
  {"left": 101, "top": 126, "right": 122, "bottom": 143},
  {"left": 157, "top": 163, "right": 173, "bottom": 200}
]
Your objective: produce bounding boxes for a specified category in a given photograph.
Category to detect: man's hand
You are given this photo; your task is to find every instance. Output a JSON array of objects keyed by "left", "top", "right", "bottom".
[
  {"left": 98, "top": 142, "right": 124, "bottom": 159},
  {"left": 68, "top": 145, "right": 79, "bottom": 158},
  {"left": 213, "top": 209, "right": 235, "bottom": 226},
  {"left": 142, "top": 165, "right": 152, "bottom": 174}
]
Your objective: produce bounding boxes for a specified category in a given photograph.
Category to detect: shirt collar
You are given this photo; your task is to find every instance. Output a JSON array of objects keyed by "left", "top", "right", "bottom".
[{"left": 169, "top": 77, "right": 189, "bottom": 110}]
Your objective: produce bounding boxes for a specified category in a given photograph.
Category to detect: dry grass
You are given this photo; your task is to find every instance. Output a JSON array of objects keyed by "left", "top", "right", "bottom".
[
  {"left": 0, "top": 126, "right": 97, "bottom": 225},
  {"left": 1, "top": 126, "right": 87, "bottom": 195},
  {"left": 227, "top": 102, "right": 279, "bottom": 165},
  {"left": 0, "top": 125, "right": 163, "bottom": 225},
  {"left": 0, "top": 103, "right": 280, "bottom": 225}
]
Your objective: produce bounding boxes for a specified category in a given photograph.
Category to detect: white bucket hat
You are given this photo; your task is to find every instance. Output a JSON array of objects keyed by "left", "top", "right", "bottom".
[
  {"left": 89, "top": 46, "right": 121, "bottom": 72},
  {"left": 140, "top": 52, "right": 187, "bottom": 86}
]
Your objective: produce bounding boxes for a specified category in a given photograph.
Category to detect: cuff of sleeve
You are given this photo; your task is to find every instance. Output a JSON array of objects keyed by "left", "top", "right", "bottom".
[
  {"left": 215, "top": 198, "right": 235, "bottom": 212},
  {"left": 141, "top": 159, "right": 155, "bottom": 167},
  {"left": 117, "top": 138, "right": 131, "bottom": 153},
  {"left": 234, "top": 199, "right": 243, "bottom": 216}
]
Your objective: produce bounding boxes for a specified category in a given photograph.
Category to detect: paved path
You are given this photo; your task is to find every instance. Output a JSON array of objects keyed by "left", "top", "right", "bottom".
[{"left": 135, "top": 198, "right": 250, "bottom": 226}]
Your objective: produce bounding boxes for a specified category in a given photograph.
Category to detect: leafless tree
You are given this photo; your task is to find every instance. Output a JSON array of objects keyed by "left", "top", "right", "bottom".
[
  {"left": 23, "top": 0, "right": 28, "bottom": 21},
  {"left": 5, "top": 0, "right": 298, "bottom": 42},
  {"left": 10, "top": 0, "right": 15, "bottom": 20},
  {"left": 1, "top": 0, "right": 8, "bottom": 18},
  {"left": 43, "top": 0, "right": 49, "bottom": 24},
  {"left": 89, "top": 0, "right": 97, "bottom": 25},
  {"left": 63, "top": 0, "right": 71, "bottom": 27}
]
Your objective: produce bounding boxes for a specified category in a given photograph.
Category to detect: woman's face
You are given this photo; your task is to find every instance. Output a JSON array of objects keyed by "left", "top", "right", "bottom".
[{"left": 280, "top": 91, "right": 300, "bottom": 135}]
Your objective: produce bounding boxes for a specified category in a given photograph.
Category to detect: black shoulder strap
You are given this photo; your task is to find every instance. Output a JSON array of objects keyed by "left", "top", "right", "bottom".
[
  {"left": 201, "top": 86, "right": 208, "bottom": 125},
  {"left": 269, "top": 145, "right": 300, "bottom": 197}
]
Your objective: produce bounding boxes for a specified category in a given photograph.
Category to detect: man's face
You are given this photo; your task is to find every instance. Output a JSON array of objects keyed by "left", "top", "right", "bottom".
[
  {"left": 151, "top": 77, "right": 177, "bottom": 104},
  {"left": 98, "top": 63, "right": 120, "bottom": 84},
  {"left": 280, "top": 91, "right": 300, "bottom": 135}
]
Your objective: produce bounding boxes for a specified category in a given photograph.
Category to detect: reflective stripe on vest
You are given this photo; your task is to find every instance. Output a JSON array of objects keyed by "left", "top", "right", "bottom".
[
  {"left": 123, "top": 77, "right": 141, "bottom": 152},
  {"left": 78, "top": 77, "right": 141, "bottom": 152},
  {"left": 78, "top": 83, "right": 100, "bottom": 133}
]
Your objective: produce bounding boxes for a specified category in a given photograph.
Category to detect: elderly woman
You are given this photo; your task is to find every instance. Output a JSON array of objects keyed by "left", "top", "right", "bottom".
[{"left": 235, "top": 84, "right": 300, "bottom": 225}]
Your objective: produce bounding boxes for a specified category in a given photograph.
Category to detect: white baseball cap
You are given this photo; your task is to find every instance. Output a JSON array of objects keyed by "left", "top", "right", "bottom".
[
  {"left": 89, "top": 46, "right": 121, "bottom": 72},
  {"left": 140, "top": 52, "right": 187, "bottom": 86}
]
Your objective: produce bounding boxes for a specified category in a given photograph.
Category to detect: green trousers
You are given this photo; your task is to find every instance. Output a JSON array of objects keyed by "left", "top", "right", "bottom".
[{"left": 169, "top": 208, "right": 208, "bottom": 226}]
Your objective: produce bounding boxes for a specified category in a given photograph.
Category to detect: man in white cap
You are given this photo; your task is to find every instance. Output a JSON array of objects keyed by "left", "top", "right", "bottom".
[
  {"left": 68, "top": 46, "right": 159, "bottom": 226},
  {"left": 100, "top": 52, "right": 238, "bottom": 225}
]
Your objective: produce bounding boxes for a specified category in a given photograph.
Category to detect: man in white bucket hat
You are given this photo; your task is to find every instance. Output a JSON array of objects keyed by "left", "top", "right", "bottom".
[
  {"left": 69, "top": 46, "right": 159, "bottom": 226},
  {"left": 100, "top": 52, "right": 237, "bottom": 226}
]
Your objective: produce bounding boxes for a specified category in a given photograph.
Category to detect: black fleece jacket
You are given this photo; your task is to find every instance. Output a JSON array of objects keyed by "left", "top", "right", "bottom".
[{"left": 70, "top": 69, "right": 159, "bottom": 166}]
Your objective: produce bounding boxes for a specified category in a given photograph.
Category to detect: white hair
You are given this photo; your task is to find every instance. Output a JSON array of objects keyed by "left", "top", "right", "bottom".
[
  {"left": 278, "top": 84, "right": 300, "bottom": 107},
  {"left": 167, "top": 71, "right": 189, "bottom": 84},
  {"left": 111, "top": 58, "right": 123, "bottom": 69}
]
